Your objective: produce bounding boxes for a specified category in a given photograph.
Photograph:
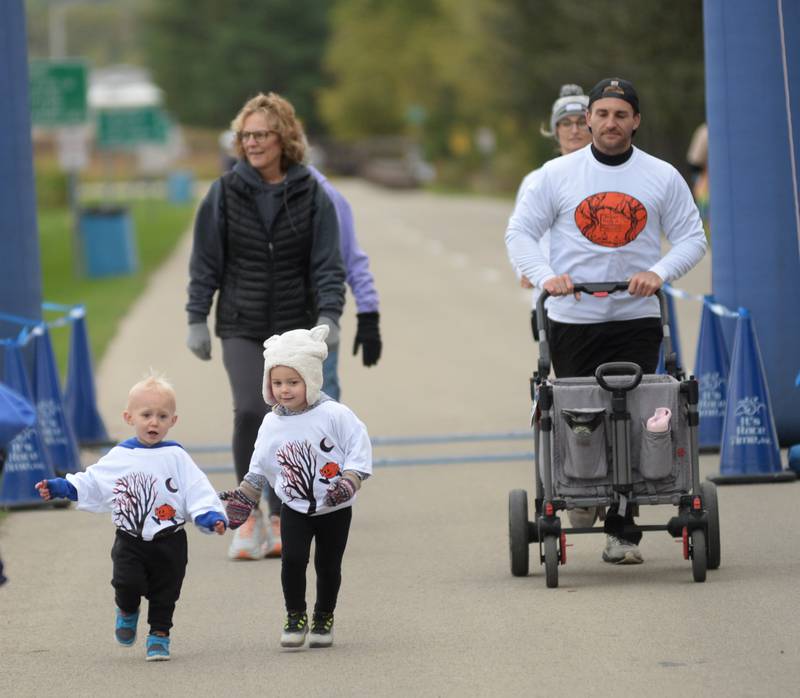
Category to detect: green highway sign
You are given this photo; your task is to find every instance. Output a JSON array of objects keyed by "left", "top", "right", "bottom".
[
  {"left": 29, "top": 60, "right": 88, "bottom": 126},
  {"left": 96, "top": 107, "right": 170, "bottom": 149}
]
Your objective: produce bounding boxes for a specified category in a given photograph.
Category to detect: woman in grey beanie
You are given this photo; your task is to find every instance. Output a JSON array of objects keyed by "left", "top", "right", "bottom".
[{"left": 513, "top": 84, "right": 592, "bottom": 332}]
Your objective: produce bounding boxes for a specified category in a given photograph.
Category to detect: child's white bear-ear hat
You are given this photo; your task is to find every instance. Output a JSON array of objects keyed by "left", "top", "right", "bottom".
[{"left": 262, "top": 325, "right": 329, "bottom": 406}]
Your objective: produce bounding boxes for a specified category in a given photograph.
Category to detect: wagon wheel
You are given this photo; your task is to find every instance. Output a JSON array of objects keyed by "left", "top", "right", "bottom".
[
  {"left": 700, "top": 481, "right": 721, "bottom": 570},
  {"left": 544, "top": 535, "right": 559, "bottom": 588},
  {"left": 508, "top": 489, "right": 530, "bottom": 577},
  {"left": 691, "top": 529, "right": 707, "bottom": 583}
]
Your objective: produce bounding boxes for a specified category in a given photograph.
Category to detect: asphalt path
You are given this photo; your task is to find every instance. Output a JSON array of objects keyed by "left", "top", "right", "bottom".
[{"left": 1, "top": 179, "right": 798, "bottom": 697}]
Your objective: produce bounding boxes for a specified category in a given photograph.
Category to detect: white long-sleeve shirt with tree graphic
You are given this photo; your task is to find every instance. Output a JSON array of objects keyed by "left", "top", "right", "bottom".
[
  {"left": 248, "top": 400, "right": 372, "bottom": 516},
  {"left": 65, "top": 439, "right": 226, "bottom": 540}
]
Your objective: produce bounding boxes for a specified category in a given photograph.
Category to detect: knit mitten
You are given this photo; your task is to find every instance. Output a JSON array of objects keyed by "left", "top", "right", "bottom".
[
  {"left": 218, "top": 488, "right": 257, "bottom": 529},
  {"left": 323, "top": 477, "right": 357, "bottom": 508}
]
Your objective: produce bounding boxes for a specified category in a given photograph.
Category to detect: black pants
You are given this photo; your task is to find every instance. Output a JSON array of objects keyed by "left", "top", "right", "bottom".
[
  {"left": 550, "top": 317, "right": 662, "bottom": 545},
  {"left": 548, "top": 317, "right": 662, "bottom": 379},
  {"left": 221, "top": 336, "right": 282, "bottom": 516},
  {"left": 280, "top": 504, "right": 352, "bottom": 615},
  {"left": 111, "top": 529, "right": 187, "bottom": 635}
]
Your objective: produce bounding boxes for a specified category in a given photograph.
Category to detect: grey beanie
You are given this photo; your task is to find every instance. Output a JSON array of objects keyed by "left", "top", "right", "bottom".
[{"left": 547, "top": 84, "right": 589, "bottom": 136}]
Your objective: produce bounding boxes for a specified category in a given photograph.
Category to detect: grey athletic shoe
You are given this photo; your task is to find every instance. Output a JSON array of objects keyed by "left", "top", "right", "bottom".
[
  {"left": 567, "top": 507, "right": 598, "bottom": 528},
  {"left": 602, "top": 535, "right": 644, "bottom": 564}
]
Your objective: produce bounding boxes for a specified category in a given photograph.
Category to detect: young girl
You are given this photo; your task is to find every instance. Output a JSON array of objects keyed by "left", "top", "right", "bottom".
[{"left": 220, "top": 325, "right": 372, "bottom": 648}]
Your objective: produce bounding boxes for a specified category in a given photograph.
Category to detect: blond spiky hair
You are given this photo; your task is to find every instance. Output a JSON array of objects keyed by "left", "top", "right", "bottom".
[{"left": 127, "top": 370, "right": 176, "bottom": 410}]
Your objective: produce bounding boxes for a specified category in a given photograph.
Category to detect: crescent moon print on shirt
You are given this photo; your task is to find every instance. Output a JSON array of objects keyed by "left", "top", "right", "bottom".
[{"left": 574, "top": 191, "right": 647, "bottom": 247}]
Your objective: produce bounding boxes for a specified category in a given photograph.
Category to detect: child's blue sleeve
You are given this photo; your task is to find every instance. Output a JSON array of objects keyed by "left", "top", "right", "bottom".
[
  {"left": 194, "top": 511, "right": 226, "bottom": 533},
  {"left": 47, "top": 478, "right": 78, "bottom": 501}
]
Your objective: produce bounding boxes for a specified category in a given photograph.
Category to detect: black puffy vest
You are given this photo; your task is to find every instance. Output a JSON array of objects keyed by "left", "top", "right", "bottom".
[{"left": 215, "top": 170, "right": 317, "bottom": 340}]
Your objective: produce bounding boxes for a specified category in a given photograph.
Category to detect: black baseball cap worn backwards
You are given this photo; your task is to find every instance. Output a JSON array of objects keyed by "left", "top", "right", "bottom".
[{"left": 588, "top": 78, "right": 640, "bottom": 114}]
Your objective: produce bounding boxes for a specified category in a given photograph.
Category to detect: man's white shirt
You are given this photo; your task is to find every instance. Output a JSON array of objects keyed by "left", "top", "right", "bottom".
[{"left": 505, "top": 145, "right": 706, "bottom": 323}]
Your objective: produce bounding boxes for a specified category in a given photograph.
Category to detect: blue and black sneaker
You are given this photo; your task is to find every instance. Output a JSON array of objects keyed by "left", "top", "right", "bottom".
[
  {"left": 114, "top": 608, "right": 139, "bottom": 646},
  {"left": 145, "top": 634, "right": 171, "bottom": 661}
]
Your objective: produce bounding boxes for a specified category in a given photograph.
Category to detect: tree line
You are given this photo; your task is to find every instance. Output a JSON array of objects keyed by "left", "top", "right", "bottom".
[{"left": 27, "top": 0, "right": 705, "bottom": 190}]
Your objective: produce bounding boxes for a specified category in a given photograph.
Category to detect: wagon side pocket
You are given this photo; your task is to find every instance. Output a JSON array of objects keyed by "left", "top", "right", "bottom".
[
  {"left": 562, "top": 408, "right": 608, "bottom": 480},
  {"left": 639, "top": 428, "right": 673, "bottom": 480}
]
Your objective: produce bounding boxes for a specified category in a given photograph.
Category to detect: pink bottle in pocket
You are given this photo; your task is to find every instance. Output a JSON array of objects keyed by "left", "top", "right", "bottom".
[{"left": 647, "top": 407, "right": 672, "bottom": 433}]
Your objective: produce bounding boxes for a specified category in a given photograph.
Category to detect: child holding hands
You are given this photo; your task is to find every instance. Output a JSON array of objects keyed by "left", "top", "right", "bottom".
[
  {"left": 220, "top": 325, "right": 372, "bottom": 648},
  {"left": 36, "top": 374, "right": 227, "bottom": 661}
]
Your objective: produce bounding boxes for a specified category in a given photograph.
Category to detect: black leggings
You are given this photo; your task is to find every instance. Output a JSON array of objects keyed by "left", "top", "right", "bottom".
[
  {"left": 221, "top": 336, "right": 281, "bottom": 516},
  {"left": 280, "top": 504, "right": 352, "bottom": 615},
  {"left": 111, "top": 529, "right": 187, "bottom": 635}
]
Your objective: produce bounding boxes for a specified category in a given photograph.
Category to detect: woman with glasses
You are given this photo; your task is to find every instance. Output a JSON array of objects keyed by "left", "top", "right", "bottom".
[{"left": 186, "top": 92, "right": 345, "bottom": 561}]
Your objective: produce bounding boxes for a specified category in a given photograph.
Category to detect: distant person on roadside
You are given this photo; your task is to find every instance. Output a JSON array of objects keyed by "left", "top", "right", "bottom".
[
  {"left": 514, "top": 84, "right": 593, "bottom": 342},
  {"left": 186, "top": 92, "right": 345, "bottom": 562},
  {"left": 219, "top": 325, "right": 372, "bottom": 649},
  {"left": 218, "top": 129, "right": 238, "bottom": 173},
  {"left": 307, "top": 164, "right": 382, "bottom": 400},
  {"left": 35, "top": 374, "right": 227, "bottom": 661},
  {"left": 686, "top": 122, "right": 710, "bottom": 239},
  {"left": 505, "top": 77, "right": 706, "bottom": 565}
]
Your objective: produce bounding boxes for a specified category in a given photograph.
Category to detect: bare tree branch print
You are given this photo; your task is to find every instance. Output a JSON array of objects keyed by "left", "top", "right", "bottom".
[
  {"left": 112, "top": 472, "right": 158, "bottom": 536},
  {"left": 277, "top": 440, "right": 318, "bottom": 514}
]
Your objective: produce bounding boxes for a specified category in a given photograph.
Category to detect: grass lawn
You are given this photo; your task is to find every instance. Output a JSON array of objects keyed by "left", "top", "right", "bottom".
[{"left": 39, "top": 199, "right": 196, "bottom": 376}]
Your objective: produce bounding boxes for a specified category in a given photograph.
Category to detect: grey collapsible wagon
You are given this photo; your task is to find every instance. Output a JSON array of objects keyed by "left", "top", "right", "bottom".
[{"left": 508, "top": 283, "right": 721, "bottom": 587}]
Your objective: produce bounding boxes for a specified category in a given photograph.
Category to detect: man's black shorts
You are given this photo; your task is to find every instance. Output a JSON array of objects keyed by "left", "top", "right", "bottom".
[{"left": 548, "top": 317, "right": 663, "bottom": 378}]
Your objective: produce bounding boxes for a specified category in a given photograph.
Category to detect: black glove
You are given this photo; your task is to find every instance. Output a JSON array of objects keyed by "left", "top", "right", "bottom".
[{"left": 353, "top": 312, "right": 382, "bottom": 367}]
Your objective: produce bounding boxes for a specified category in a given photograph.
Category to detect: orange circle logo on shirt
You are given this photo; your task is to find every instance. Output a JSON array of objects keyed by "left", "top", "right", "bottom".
[{"left": 574, "top": 191, "right": 648, "bottom": 247}]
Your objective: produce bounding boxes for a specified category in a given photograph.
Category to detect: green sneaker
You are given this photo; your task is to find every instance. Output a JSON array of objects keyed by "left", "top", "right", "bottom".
[
  {"left": 281, "top": 611, "right": 308, "bottom": 648},
  {"left": 309, "top": 612, "right": 334, "bottom": 648}
]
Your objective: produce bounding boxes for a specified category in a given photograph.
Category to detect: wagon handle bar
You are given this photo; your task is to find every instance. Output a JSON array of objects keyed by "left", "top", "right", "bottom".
[{"left": 535, "top": 282, "right": 675, "bottom": 379}]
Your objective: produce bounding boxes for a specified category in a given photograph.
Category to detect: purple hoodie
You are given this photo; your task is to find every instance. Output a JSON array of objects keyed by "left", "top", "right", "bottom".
[{"left": 308, "top": 166, "right": 379, "bottom": 314}]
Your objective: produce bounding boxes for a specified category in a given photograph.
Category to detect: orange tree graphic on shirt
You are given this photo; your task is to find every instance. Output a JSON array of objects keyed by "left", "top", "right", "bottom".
[
  {"left": 113, "top": 472, "right": 158, "bottom": 536},
  {"left": 574, "top": 191, "right": 647, "bottom": 247},
  {"left": 277, "top": 441, "right": 319, "bottom": 514}
]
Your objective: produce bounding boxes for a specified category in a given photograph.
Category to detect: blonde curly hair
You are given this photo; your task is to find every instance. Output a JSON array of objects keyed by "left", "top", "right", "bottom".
[{"left": 230, "top": 92, "right": 307, "bottom": 169}]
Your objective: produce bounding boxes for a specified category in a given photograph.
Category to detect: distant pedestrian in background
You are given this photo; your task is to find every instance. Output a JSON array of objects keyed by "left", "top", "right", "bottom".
[
  {"left": 186, "top": 92, "right": 346, "bottom": 562},
  {"left": 308, "top": 164, "right": 382, "bottom": 401},
  {"left": 686, "top": 122, "right": 710, "bottom": 239},
  {"left": 514, "top": 84, "right": 593, "bottom": 341}
]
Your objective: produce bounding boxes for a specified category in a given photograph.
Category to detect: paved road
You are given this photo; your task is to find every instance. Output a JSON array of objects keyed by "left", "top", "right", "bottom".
[{"left": 1, "top": 180, "right": 798, "bottom": 697}]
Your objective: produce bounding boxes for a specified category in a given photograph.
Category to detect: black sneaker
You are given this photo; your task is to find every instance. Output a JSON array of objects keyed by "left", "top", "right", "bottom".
[
  {"left": 309, "top": 612, "right": 334, "bottom": 648},
  {"left": 281, "top": 611, "right": 308, "bottom": 648}
]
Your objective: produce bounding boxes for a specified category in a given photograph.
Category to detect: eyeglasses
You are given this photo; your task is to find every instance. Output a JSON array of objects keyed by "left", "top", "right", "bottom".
[
  {"left": 237, "top": 130, "right": 275, "bottom": 144},
  {"left": 557, "top": 118, "right": 589, "bottom": 131}
]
